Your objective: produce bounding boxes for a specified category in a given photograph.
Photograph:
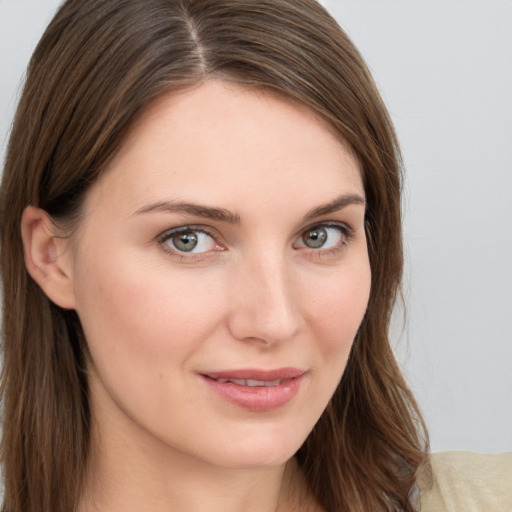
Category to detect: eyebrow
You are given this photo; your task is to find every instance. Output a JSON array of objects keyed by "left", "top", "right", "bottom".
[
  {"left": 134, "top": 193, "right": 365, "bottom": 224},
  {"left": 303, "top": 193, "right": 365, "bottom": 220},
  {"left": 134, "top": 201, "right": 241, "bottom": 224}
]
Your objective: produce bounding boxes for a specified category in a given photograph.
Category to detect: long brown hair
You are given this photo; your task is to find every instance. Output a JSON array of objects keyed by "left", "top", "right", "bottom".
[{"left": 0, "top": 1, "right": 429, "bottom": 511}]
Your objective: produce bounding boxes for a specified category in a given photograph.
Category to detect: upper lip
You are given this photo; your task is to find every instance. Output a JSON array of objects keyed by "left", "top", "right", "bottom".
[{"left": 202, "top": 368, "right": 306, "bottom": 381}]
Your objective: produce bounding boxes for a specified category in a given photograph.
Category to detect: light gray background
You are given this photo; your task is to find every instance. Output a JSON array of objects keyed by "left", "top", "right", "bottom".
[{"left": 1, "top": 0, "right": 511, "bottom": 454}]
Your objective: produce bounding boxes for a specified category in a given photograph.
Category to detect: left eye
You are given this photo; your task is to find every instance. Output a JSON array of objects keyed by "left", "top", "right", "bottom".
[
  {"left": 162, "top": 228, "right": 217, "bottom": 253},
  {"left": 295, "top": 225, "right": 345, "bottom": 250}
]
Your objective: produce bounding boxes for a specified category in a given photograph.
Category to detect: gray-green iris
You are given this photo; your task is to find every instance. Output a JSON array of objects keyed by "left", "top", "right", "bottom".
[
  {"left": 302, "top": 227, "right": 327, "bottom": 248},
  {"left": 172, "top": 231, "right": 198, "bottom": 252}
]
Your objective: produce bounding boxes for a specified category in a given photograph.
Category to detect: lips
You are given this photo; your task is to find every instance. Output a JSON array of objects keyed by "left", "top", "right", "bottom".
[
  {"left": 200, "top": 368, "right": 305, "bottom": 411},
  {"left": 213, "top": 377, "right": 284, "bottom": 387}
]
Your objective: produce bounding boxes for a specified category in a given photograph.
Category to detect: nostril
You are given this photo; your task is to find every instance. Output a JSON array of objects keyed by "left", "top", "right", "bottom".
[{"left": 227, "top": 305, "right": 299, "bottom": 345}]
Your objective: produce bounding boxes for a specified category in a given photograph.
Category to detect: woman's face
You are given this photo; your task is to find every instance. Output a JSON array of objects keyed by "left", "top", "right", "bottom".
[{"left": 68, "top": 81, "right": 371, "bottom": 469}]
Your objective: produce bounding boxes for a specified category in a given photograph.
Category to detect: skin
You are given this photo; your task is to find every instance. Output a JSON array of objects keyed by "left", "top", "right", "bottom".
[{"left": 23, "top": 81, "right": 371, "bottom": 512}]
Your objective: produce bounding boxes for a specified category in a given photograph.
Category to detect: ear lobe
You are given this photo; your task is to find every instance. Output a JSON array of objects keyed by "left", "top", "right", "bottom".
[{"left": 21, "top": 206, "right": 77, "bottom": 309}]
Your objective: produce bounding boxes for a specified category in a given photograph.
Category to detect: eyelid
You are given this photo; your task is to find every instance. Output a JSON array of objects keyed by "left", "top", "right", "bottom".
[
  {"left": 157, "top": 224, "right": 216, "bottom": 242},
  {"left": 156, "top": 224, "right": 225, "bottom": 259},
  {"left": 293, "top": 221, "right": 355, "bottom": 255},
  {"left": 296, "top": 220, "right": 355, "bottom": 240},
  {"left": 155, "top": 220, "right": 356, "bottom": 262}
]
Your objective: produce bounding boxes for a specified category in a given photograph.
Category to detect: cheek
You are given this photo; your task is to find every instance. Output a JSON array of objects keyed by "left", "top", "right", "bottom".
[
  {"left": 287, "top": 260, "right": 371, "bottom": 438},
  {"left": 72, "top": 254, "right": 231, "bottom": 437},
  {"left": 72, "top": 251, "right": 224, "bottom": 379},
  {"left": 306, "top": 261, "right": 371, "bottom": 352},
  {"left": 301, "top": 258, "right": 371, "bottom": 406}
]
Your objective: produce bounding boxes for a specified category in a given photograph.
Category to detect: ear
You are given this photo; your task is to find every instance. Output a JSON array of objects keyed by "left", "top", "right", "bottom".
[{"left": 21, "top": 206, "right": 77, "bottom": 309}]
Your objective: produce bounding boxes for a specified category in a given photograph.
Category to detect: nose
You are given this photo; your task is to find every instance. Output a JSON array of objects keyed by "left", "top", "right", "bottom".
[{"left": 226, "top": 252, "right": 300, "bottom": 346}]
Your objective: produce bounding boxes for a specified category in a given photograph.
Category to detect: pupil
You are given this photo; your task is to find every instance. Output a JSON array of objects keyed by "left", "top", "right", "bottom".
[
  {"left": 173, "top": 232, "right": 198, "bottom": 252},
  {"left": 304, "top": 227, "right": 327, "bottom": 248}
]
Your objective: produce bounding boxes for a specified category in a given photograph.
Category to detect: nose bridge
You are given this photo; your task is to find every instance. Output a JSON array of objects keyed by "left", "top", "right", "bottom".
[{"left": 227, "top": 248, "right": 299, "bottom": 344}]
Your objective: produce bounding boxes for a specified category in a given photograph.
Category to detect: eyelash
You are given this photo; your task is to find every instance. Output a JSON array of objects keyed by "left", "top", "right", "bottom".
[
  {"left": 294, "top": 222, "right": 355, "bottom": 259},
  {"left": 157, "top": 225, "right": 223, "bottom": 262},
  {"left": 156, "top": 222, "right": 355, "bottom": 262}
]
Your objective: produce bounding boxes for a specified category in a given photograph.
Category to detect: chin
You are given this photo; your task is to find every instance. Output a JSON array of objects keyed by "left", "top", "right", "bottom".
[
  {"left": 208, "top": 447, "right": 297, "bottom": 471},
  {"left": 196, "top": 423, "right": 309, "bottom": 470},
  {"left": 173, "top": 429, "right": 305, "bottom": 469}
]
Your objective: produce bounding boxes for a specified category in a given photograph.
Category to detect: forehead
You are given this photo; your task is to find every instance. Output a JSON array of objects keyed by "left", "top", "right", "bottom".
[{"left": 86, "top": 80, "right": 364, "bottom": 217}]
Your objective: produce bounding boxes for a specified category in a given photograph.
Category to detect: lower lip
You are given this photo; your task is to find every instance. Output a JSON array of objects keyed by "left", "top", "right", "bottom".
[{"left": 201, "top": 375, "right": 304, "bottom": 411}]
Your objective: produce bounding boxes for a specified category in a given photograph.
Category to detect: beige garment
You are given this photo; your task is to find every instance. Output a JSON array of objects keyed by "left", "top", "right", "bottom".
[{"left": 419, "top": 451, "right": 512, "bottom": 512}]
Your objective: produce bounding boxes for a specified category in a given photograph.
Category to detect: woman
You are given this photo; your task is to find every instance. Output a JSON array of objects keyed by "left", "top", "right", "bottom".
[{"left": 0, "top": 0, "right": 429, "bottom": 511}]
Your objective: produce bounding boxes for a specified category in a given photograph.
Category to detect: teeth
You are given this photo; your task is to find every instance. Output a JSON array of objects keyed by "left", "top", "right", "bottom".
[
  {"left": 246, "top": 379, "right": 265, "bottom": 387},
  {"left": 214, "top": 378, "right": 282, "bottom": 387}
]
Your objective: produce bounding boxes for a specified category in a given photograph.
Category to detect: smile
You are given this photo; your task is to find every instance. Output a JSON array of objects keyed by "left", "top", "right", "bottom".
[
  {"left": 212, "top": 378, "right": 285, "bottom": 387},
  {"left": 201, "top": 368, "right": 306, "bottom": 411}
]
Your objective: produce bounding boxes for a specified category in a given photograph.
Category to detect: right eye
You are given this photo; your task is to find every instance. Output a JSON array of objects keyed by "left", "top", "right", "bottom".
[{"left": 159, "top": 227, "right": 220, "bottom": 254}]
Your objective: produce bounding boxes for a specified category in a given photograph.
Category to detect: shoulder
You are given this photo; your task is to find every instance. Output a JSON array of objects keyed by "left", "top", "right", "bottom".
[{"left": 418, "top": 451, "right": 512, "bottom": 512}]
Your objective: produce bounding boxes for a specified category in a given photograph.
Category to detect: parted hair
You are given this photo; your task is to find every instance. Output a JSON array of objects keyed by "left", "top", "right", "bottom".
[{"left": 0, "top": 1, "right": 429, "bottom": 511}]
